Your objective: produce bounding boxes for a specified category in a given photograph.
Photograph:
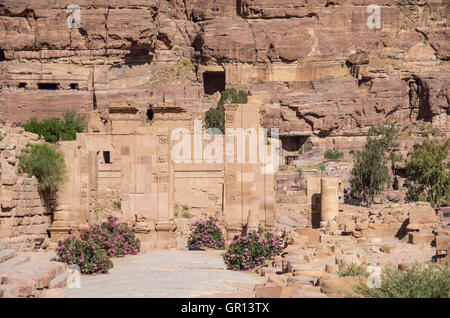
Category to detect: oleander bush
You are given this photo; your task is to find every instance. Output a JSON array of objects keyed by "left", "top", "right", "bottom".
[
  {"left": 80, "top": 216, "right": 141, "bottom": 257},
  {"left": 188, "top": 217, "right": 225, "bottom": 250},
  {"left": 223, "top": 228, "right": 284, "bottom": 271},
  {"left": 57, "top": 216, "right": 140, "bottom": 274},
  {"left": 356, "top": 262, "right": 450, "bottom": 298},
  {"left": 56, "top": 235, "right": 113, "bottom": 274}
]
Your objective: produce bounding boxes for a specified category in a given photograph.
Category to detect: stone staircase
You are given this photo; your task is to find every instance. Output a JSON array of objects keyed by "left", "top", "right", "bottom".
[{"left": 0, "top": 239, "right": 69, "bottom": 298}]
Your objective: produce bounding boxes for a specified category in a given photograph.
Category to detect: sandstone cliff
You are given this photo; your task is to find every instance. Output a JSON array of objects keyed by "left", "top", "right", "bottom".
[{"left": 0, "top": 0, "right": 448, "bottom": 137}]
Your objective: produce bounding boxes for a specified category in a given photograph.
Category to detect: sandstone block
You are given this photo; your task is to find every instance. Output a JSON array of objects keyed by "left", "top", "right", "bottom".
[
  {"left": 3, "top": 273, "right": 36, "bottom": 297},
  {"left": 290, "top": 289, "right": 328, "bottom": 298},
  {"left": 361, "top": 229, "right": 382, "bottom": 239},
  {"left": 294, "top": 228, "right": 320, "bottom": 243},
  {"left": 409, "top": 232, "right": 435, "bottom": 245},
  {"left": 255, "top": 285, "right": 296, "bottom": 298},
  {"left": 409, "top": 205, "right": 439, "bottom": 224},
  {"left": 38, "top": 288, "right": 65, "bottom": 298},
  {"left": 435, "top": 235, "right": 449, "bottom": 251},
  {"left": 320, "top": 276, "right": 360, "bottom": 297},
  {"left": 0, "top": 284, "right": 20, "bottom": 298}
]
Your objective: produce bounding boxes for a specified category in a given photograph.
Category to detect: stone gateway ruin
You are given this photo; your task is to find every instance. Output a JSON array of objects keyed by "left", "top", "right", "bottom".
[{"left": 48, "top": 98, "right": 278, "bottom": 250}]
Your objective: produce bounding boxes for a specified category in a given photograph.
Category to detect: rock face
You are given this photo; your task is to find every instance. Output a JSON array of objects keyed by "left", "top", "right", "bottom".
[{"left": 0, "top": 0, "right": 447, "bottom": 138}]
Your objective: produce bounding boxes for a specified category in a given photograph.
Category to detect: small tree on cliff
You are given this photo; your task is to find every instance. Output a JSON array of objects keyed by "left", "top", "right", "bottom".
[
  {"left": 205, "top": 88, "right": 249, "bottom": 134},
  {"left": 350, "top": 124, "right": 400, "bottom": 207}
]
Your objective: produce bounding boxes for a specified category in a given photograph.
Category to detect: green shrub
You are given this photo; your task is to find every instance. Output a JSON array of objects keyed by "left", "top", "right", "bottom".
[
  {"left": 223, "top": 227, "right": 284, "bottom": 271},
  {"left": 405, "top": 138, "right": 450, "bottom": 207},
  {"left": 324, "top": 149, "right": 344, "bottom": 161},
  {"left": 23, "top": 109, "right": 86, "bottom": 143},
  {"left": 188, "top": 217, "right": 225, "bottom": 250},
  {"left": 205, "top": 88, "right": 249, "bottom": 133},
  {"left": 19, "top": 144, "right": 67, "bottom": 194},
  {"left": 338, "top": 263, "right": 368, "bottom": 278},
  {"left": 296, "top": 167, "right": 303, "bottom": 177},
  {"left": 319, "top": 163, "right": 326, "bottom": 171},
  {"left": 56, "top": 235, "right": 113, "bottom": 274},
  {"left": 113, "top": 201, "right": 121, "bottom": 210},
  {"left": 356, "top": 263, "right": 450, "bottom": 298},
  {"left": 351, "top": 124, "right": 401, "bottom": 207},
  {"left": 181, "top": 211, "right": 193, "bottom": 219}
]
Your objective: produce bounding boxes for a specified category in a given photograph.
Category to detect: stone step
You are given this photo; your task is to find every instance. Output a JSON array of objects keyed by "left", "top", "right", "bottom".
[
  {"left": 0, "top": 254, "right": 31, "bottom": 270},
  {"left": 0, "top": 272, "right": 36, "bottom": 297},
  {"left": 0, "top": 249, "right": 17, "bottom": 264},
  {"left": 10, "top": 261, "right": 68, "bottom": 289},
  {"left": 49, "top": 270, "right": 72, "bottom": 289},
  {"left": 0, "top": 284, "right": 20, "bottom": 298}
]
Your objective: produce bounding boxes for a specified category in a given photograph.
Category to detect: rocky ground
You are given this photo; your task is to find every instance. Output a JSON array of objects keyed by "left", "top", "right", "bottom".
[{"left": 252, "top": 200, "right": 449, "bottom": 298}]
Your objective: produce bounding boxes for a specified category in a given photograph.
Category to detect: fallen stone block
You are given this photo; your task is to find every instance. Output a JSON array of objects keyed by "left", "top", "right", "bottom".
[
  {"left": 293, "top": 228, "right": 320, "bottom": 243},
  {"left": 38, "top": 288, "right": 65, "bottom": 298},
  {"left": 290, "top": 289, "right": 328, "bottom": 298},
  {"left": 0, "top": 284, "right": 20, "bottom": 298},
  {"left": 325, "top": 264, "right": 339, "bottom": 273},
  {"left": 361, "top": 229, "right": 383, "bottom": 239},
  {"left": 409, "top": 204, "right": 439, "bottom": 224},
  {"left": 380, "top": 245, "right": 394, "bottom": 254},
  {"left": 409, "top": 232, "right": 434, "bottom": 245},
  {"left": 435, "top": 235, "right": 449, "bottom": 251},
  {"left": 2, "top": 273, "right": 36, "bottom": 297},
  {"left": 320, "top": 276, "right": 361, "bottom": 297},
  {"left": 336, "top": 254, "right": 366, "bottom": 266},
  {"left": 286, "top": 275, "right": 316, "bottom": 287},
  {"left": 255, "top": 285, "right": 296, "bottom": 298},
  {"left": 49, "top": 271, "right": 71, "bottom": 289},
  {"left": 0, "top": 249, "right": 17, "bottom": 263}
]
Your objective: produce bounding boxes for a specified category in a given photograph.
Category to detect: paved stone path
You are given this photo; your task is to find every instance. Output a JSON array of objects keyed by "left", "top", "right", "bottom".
[{"left": 64, "top": 250, "right": 265, "bottom": 298}]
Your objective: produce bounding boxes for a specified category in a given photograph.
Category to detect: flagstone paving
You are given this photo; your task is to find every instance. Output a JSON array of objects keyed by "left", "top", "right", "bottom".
[{"left": 64, "top": 250, "right": 265, "bottom": 298}]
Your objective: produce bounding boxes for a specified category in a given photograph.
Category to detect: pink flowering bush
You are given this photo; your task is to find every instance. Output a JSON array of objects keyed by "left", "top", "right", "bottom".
[
  {"left": 223, "top": 227, "right": 284, "bottom": 271},
  {"left": 188, "top": 217, "right": 225, "bottom": 250},
  {"left": 80, "top": 216, "right": 141, "bottom": 257},
  {"left": 56, "top": 235, "right": 113, "bottom": 274}
]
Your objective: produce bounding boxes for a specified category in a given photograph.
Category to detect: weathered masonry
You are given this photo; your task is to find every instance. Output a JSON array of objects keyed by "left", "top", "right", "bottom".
[{"left": 49, "top": 97, "right": 277, "bottom": 250}]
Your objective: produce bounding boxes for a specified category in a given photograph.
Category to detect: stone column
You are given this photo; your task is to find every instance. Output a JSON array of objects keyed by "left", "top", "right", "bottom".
[
  {"left": 224, "top": 104, "right": 244, "bottom": 244},
  {"left": 320, "top": 177, "right": 339, "bottom": 222},
  {"left": 155, "top": 128, "right": 173, "bottom": 249},
  {"left": 49, "top": 142, "right": 77, "bottom": 241}
]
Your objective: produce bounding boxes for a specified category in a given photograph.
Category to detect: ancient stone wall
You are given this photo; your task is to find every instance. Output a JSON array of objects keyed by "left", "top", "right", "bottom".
[{"left": 0, "top": 125, "right": 51, "bottom": 245}]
